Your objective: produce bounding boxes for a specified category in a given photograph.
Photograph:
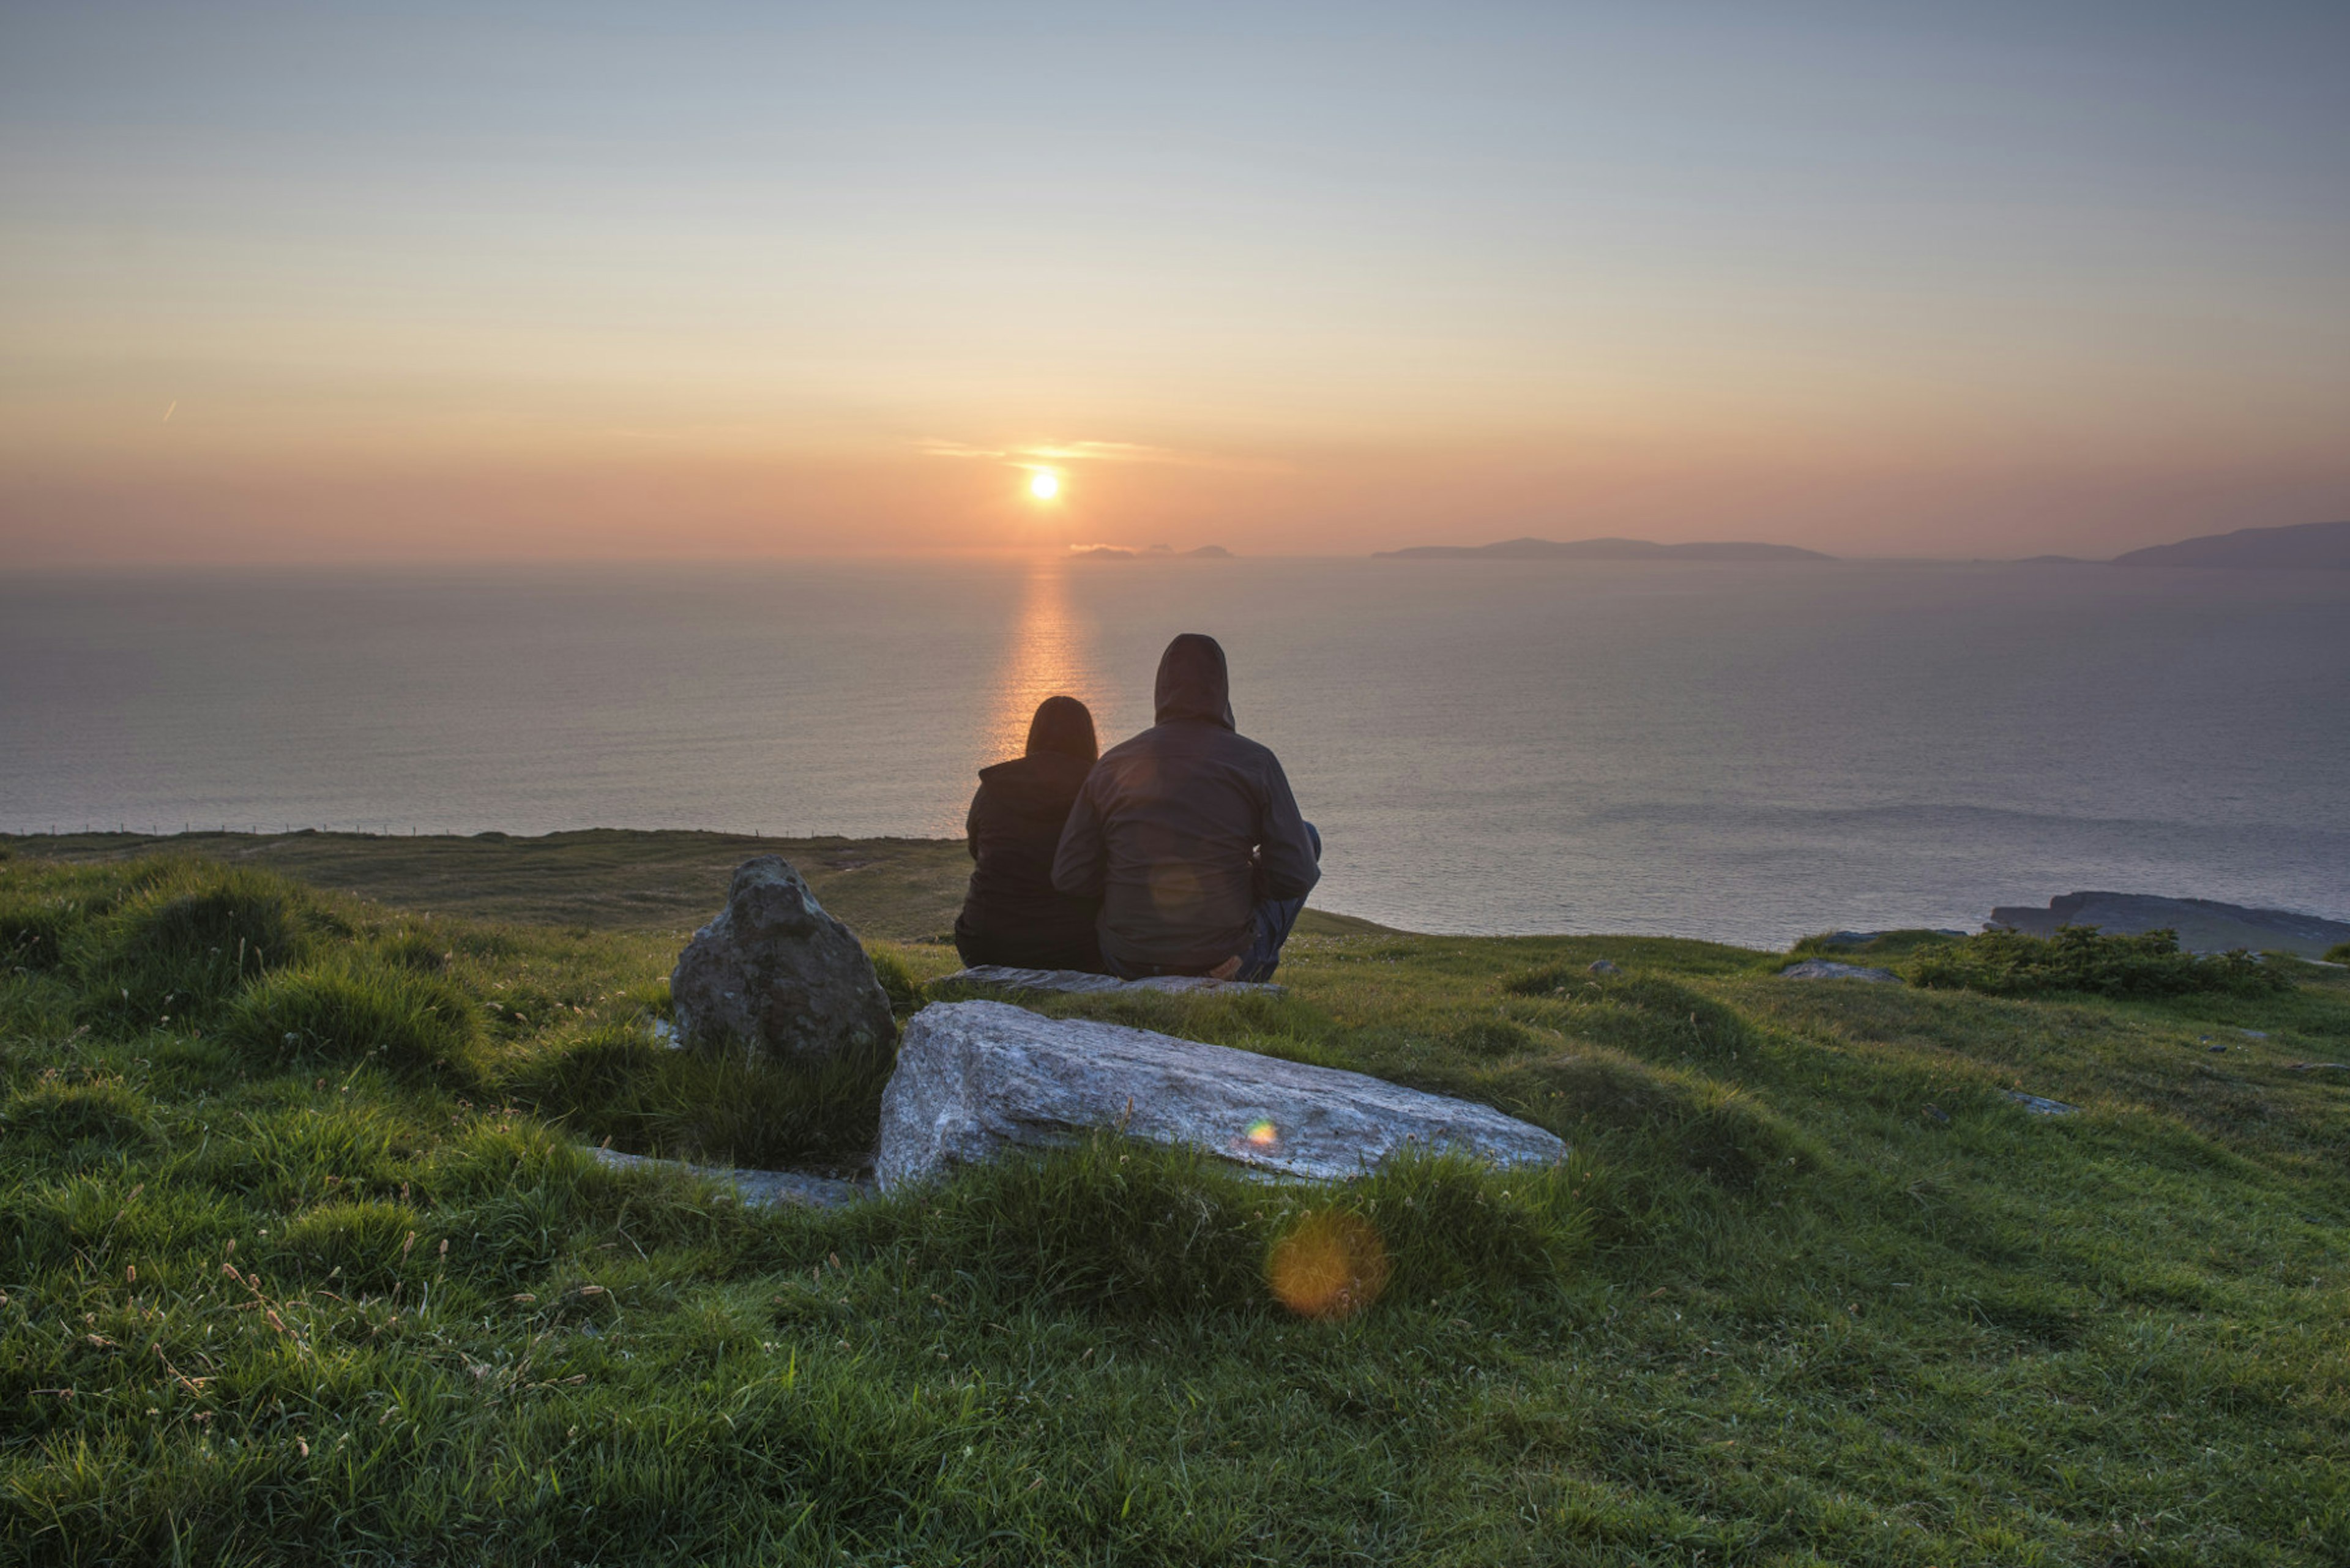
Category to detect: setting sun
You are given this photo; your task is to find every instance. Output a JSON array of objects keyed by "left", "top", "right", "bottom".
[{"left": 1029, "top": 471, "right": 1059, "bottom": 500}]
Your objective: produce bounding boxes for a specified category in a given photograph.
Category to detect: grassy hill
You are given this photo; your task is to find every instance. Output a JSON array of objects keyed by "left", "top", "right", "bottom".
[{"left": 3, "top": 834, "right": 2346, "bottom": 1566}]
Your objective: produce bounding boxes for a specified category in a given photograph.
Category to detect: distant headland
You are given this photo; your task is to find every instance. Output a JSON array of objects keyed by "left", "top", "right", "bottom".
[
  {"left": 1373, "top": 536, "right": 1834, "bottom": 562},
  {"left": 2106, "top": 518, "right": 2350, "bottom": 570}
]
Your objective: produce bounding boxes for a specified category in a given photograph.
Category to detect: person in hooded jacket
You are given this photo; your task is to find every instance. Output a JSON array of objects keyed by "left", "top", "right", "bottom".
[
  {"left": 953, "top": 695, "right": 1108, "bottom": 973},
  {"left": 1052, "top": 633, "right": 1320, "bottom": 982}
]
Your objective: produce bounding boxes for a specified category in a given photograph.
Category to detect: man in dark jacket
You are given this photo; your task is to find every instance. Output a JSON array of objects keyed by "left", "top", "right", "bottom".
[
  {"left": 953, "top": 695, "right": 1105, "bottom": 972},
  {"left": 1051, "top": 633, "right": 1320, "bottom": 981}
]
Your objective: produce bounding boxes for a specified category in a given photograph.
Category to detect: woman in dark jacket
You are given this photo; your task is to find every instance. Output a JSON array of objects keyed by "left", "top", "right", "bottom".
[{"left": 953, "top": 695, "right": 1105, "bottom": 972}]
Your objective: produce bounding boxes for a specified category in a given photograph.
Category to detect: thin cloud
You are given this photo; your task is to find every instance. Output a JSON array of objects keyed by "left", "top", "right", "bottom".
[{"left": 917, "top": 437, "right": 1285, "bottom": 473}]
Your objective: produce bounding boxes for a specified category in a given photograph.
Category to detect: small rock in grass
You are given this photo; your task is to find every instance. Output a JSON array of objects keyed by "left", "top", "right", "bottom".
[
  {"left": 586, "top": 1147, "right": 867, "bottom": 1208},
  {"left": 1922, "top": 1104, "right": 1950, "bottom": 1124},
  {"left": 942, "top": 965, "right": 1281, "bottom": 998},
  {"left": 1780, "top": 959, "right": 1901, "bottom": 984},
  {"left": 1588, "top": 959, "right": 1621, "bottom": 976},
  {"left": 2006, "top": 1091, "right": 2079, "bottom": 1116}
]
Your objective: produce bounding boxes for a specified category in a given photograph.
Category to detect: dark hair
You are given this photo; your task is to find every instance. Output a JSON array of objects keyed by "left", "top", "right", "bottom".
[{"left": 1024, "top": 695, "right": 1098, "bottom": 762}]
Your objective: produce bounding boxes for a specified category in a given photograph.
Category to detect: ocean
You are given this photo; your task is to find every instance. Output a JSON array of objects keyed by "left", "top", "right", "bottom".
[{"left": 6, "top": 556, "right": 2346, "bottom": 948}]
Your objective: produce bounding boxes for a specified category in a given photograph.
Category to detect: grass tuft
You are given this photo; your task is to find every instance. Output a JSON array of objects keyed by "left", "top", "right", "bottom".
[
  {"left": 264, "top": 1199, "right": 422, "bottom": 1291},
  {"left": 867, "top": 946, "right": 925, "bottom": 1018}
]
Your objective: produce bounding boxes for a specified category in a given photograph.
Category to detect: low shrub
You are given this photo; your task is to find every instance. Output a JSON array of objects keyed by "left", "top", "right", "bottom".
[
  {"left": 1908, "top": 926, "right": 2289, "bottom": 999},
  {"left": 2326, "top": 941, "right": 2350, "bottom": 965},
  {"left": 73, "top": 863, "right": 326, "bottom": 1029},
  {"left": 223, "top": 960, "right": 483, "bottom": 1082}
]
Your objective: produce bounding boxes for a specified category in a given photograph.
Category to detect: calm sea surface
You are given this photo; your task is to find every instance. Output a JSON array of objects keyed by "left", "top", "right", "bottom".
[{"left": 6, "top": 558, "right": 2346, "bottom": 947}]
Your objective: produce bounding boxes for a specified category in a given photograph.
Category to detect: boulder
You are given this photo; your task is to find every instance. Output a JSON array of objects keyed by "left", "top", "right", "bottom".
[
  {"left": 1780, "top": 959, "right": 1901, "bottom": 983},
  {"left": 669, "top": 856, "right": 895, "bottom": 1065},
  {"left": 941, "top": 965, "right": 1281, "bottom": 998},
  {"left": 876, "top": 999, "right": 1565, "bottom": 1192}
]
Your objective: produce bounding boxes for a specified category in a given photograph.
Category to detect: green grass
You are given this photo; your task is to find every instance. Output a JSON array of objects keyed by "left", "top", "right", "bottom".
[
  {"left": 4, "top": 845, "right": 2348, "bottom": 1566},
  {"left": 1906, "top": 925, "right": 2289, "bottom": 999}
]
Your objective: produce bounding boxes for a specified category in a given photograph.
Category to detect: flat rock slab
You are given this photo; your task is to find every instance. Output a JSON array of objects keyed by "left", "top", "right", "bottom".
[
  {"left": 941, "top": 965, "right": 1283, "bottom": 998},
  {"left": 876, "top": 998, "right": 1565, "bottom": 1192},
  {"left": 2005, "top": 1092, "right": 2080, "bottom": 1116},
  {"left": 587, "top": 1147, "right": 868, "bottom": 1208},
  {"left": 1780, "top": 960, "right": 1903, "bottom": 983}
]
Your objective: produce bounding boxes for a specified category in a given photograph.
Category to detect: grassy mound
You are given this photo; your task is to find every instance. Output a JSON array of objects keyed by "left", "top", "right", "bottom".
[
  {"left": 223, "top": 959, "right": 485, "bottom": 1083},
  {"left": 1908, "top": 924, "right": 2289, "bottom": 998},
  {"left": 69, "top": 862, "right": 331, "bottom": 1029}
]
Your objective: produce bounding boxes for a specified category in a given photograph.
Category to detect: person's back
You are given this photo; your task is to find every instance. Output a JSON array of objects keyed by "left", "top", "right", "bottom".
[
  {"left": 1052, "top": 634, "right": 1319, "bottom": 980},
  {"left": 954, "top": 696, "right": 1104, "bottom": 973}
]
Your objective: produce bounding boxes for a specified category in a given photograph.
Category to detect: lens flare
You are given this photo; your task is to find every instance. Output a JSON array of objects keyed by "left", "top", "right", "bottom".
[
  {"left": 1245, "top": 1118, "right": 1278, "bottom": 1149},
  {"left": 1266, "top": 1210, "right": 1390, "bottom": 1321}
]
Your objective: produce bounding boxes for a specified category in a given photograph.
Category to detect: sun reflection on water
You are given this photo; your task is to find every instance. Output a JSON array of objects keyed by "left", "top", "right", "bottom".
[{"left": 985, "top": 558, "right": 1096, "bottom": 763}]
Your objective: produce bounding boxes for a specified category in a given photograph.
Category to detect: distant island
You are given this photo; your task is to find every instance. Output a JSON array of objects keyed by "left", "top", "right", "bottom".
[
  {"left": 2109, "top": 518, "right": 2350, "bottom": 570},
  {"left": 1373, "top": 536, "right": 1834, "bottom": 562},
  {"left": 1071, "top": 543, "right": 1233, "bottom": 561}
]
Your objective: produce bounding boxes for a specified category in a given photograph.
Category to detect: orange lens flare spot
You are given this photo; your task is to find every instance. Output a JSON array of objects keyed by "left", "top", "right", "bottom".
[
  {"left": 1245, "top": 1118, "right": 1278, "bottom": 1148},
  {"left": 1266, "top": 1211, "right": 1391, "bottom": 1321}
]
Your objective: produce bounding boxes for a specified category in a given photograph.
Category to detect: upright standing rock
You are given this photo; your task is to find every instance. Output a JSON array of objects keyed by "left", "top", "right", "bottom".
[{"left": 670, "top": 856, "right": 895, "bottom": 1066}]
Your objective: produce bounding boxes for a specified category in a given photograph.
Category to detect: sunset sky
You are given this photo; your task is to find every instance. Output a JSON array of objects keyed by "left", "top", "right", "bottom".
[{"left": 5, "top": 2, "right": 2346, "bottom": 564}]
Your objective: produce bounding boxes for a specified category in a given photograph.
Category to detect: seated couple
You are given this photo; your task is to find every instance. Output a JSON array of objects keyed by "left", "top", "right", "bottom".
[{"left": 954, "top": 633, "right": 1322, "bottom": 984}]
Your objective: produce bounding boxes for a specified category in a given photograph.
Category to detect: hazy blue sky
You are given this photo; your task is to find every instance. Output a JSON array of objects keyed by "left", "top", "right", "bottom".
[{"left": 4, "top": 1, "right": 2346, "bottom": 560}]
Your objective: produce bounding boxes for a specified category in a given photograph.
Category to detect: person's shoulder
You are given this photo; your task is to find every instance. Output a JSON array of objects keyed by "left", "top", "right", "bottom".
[
  {"left": 1225, "top": 730, "right": 1284, "bottom": 769},
  {"left": 1095, "top": 729, "right": 1162, "bottom": 766}
]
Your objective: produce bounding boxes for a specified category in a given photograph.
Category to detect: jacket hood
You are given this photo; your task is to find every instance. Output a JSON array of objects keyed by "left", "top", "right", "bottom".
[
  {"left": 1153, "top": 633, "right": 1234, "bottom": 729},
  {"left": 1023, "top": 694, "right": 1099, "bottom": 763}
]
